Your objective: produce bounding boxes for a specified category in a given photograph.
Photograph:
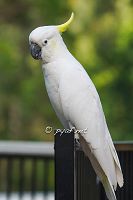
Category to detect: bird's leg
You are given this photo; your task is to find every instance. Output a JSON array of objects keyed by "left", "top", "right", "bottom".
[
  {"left": 96, "top": 176, "right": 100, "bottom": 185},
  {"left": 74, "top": 132, "right": 81, "bottom": 150},
  {"left": 68, "top": 122, "right": 81, "bottom": 150},
  {"left": 75, "top": 139, "right": 80, "bottom": 150}
]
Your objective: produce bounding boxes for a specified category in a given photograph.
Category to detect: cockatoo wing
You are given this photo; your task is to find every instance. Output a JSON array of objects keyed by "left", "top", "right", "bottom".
[{"left": 59, "top": 64, "right": 123, "bottom": 200}]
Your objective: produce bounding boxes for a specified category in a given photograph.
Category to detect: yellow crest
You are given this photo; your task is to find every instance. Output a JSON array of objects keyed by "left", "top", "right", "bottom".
[{"left": 57, "top": 13, "right": 74, "bottom": 33}]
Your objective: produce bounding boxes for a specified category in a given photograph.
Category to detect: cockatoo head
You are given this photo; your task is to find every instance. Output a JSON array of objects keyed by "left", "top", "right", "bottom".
[{"left": 29, "top": 13, "right": 74, "bottom": 62}]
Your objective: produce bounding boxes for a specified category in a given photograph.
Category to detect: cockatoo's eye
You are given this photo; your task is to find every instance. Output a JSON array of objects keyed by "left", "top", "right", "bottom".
[{"left": 43, "top": 40, "right": 48, "bottom": 45}]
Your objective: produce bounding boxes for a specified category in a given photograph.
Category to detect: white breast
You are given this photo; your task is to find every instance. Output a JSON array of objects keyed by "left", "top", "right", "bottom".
[{"left": 42, "top": 62, "right": 69, "bottom": 128}]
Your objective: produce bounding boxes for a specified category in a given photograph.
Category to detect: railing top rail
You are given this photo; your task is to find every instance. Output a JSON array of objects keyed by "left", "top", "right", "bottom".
[
  {"left": 114, "top": 141, "right": 133, "bottom": 151},
  {"left": 0, "top": 141, "right": 54, "bottom": 157},
  {"left": 75, "top": 141, "right": 133, "bottom": 152},
  {"left": 0, "top": 140, "right": 133, "bottom": 157}
]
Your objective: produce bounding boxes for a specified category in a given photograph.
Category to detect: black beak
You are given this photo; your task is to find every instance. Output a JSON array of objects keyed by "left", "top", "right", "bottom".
[{"left": 30, "top": 42, "right": 42, "bottom": 60}]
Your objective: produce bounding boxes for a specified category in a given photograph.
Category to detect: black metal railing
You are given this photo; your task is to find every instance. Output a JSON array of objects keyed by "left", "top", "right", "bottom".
[
  {"left": 0, "top": 139, "right": 133, "bottom": 200},
  {"left": 0, "top": 141, "right": 54, "bottom": 200},
  {"left": 54, "top": 133, "right": 133, "bottom": 200}
]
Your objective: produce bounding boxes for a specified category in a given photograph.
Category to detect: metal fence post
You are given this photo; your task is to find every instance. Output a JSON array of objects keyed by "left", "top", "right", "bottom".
[{"left": 55, "top": 131, "right": 75, "bottom": 200}]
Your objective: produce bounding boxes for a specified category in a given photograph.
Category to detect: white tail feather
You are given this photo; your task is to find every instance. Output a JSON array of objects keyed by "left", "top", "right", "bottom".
[
  {"left": 107, "top": 133, "right": 124, "bottom": 187},
  {"left": 102, "top": 176, "right": 117, "bottom": 200}
]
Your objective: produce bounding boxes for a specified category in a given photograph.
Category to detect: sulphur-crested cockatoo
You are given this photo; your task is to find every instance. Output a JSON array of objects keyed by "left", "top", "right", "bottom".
[{"left": 29, "top": 13, "right": 123, "bottom": 200}]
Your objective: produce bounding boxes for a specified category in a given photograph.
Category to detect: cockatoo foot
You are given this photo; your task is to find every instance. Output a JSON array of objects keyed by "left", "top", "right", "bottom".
[{"left": 75, "top": 138, "right": 80, "bottom": 150}]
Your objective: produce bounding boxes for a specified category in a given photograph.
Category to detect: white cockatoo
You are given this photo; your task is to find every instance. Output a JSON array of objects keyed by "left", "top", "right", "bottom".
[{"left": 29, "top": 13, "right": 123, "bottom": 200}]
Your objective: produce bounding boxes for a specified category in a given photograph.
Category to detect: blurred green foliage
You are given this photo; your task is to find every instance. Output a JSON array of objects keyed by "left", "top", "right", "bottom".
[
  {"left": 0, "top": 0, "right": 133, "bottom": 141},
  {"left": 0, "top": 158, "right": 54, "bottom": 191}
]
